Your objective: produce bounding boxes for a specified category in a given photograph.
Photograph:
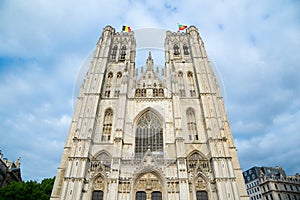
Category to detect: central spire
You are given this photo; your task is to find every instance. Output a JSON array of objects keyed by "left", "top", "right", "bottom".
[{"left": 146, "top": 51, "right": 154, "bottom": 70}]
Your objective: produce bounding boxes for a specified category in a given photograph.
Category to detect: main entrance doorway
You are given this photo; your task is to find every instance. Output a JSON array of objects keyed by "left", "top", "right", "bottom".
[{"left": 134, "top": 173, "right": 163, "bottom": 200}]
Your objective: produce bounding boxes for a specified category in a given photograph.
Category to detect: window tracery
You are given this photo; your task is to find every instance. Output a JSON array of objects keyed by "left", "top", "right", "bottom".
[
  {"left": 173, "top": 44, "right": 180, "bottom": 56},
  {"left": 119, "top": 45, "right": 126, "bottom": 61},
  {"left": 102, "top": 109, "right": 113, "bottom": 141},
  {"left": 158, "top": 88, "right": 164, "bottom": 97},
  {"left": 111, "top": 45, "right": 117, "bottom": 61},
  {"left": 183, "top": 44, "right": 189, "bottom": 55},
  {"left": 135, "top": 111, "right": 163, "bottom": 158},
  {"left": 187, "top": 109, "right": 198, "bottom": 140}
]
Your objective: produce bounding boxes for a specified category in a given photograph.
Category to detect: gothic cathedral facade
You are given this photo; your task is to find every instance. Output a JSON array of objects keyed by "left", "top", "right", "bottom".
[{"left": 51, "top": 25, "right": 248, "bottom": 200}]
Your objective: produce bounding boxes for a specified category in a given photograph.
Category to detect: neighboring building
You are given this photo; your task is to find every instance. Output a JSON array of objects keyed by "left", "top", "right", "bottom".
[
  {"left": 51, "top": 25, "right": 248, "bottom": 200},
  {"left": 243, "top": 166, "right": 300, "bottom": 200},
  {"left": 0, "top": 151, "right": 22, "bottom": 187}
]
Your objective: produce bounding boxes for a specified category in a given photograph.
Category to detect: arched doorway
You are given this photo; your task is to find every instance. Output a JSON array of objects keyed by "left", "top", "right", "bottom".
[{"left": 134, "top": 173, "right": 163, "bottom": 200}]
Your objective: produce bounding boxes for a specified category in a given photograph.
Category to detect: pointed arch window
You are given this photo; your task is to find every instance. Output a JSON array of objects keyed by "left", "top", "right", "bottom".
[
  {"left": 187, "top": 109, "right": 198, "bottom": 140},
  {"left": 114, "top": 72, "right": 122, "bottom": 97},
  {"left": 111, "top": 45, "right": 117, "bottom": 61},
  {"left": 173, "top": 44, "right": 180, "bottom": 56},
  {"left": 119, "top": 45, "right": 126, "bottom": 61},
  {"left": 178, "top": 71, "right": 185, "bottom": 97},
  {"left": 102, "top": 109, "right": 113, "bottom": 141},
  {"left": 158, "top": 88, "right": 164, "bottom": 97},
  {"left": 183, "top": 44, "right": 189, "bottom": 55},
  {"left": 187, "top": 71, "right": 193, "bottom": 80},
  {"left": 135, "top": 111, "right": 163, "bottom": 158}
]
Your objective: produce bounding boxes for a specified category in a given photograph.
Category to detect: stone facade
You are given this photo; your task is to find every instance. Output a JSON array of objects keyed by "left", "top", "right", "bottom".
[
  {"left": 51, "top": 25, "right": 248, "bottom": 200},
  {"left": 244, "top": 166, "right": 300, "bottom": 200}
]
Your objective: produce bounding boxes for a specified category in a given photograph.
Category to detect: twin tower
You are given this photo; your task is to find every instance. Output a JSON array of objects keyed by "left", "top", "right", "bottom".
[{"left": 51, "top": 25, "right": 248, "bottom": 200}]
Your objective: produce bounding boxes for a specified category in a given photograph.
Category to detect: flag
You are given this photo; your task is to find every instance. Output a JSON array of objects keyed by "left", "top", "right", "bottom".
[
  {"left": 122, "top": 25, "right": 131, "bottom": 32},
  {"left": 178, "top": 24, "right": 188, "bottom": 31}
]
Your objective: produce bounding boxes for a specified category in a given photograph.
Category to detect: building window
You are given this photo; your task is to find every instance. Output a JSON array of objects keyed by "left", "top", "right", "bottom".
[
  {"left": 180, "top": 89, "right": 186, "bottom": 97},
  {"left": 135, "top": 111, "right": 163, "bottom": 158},
  {"left": 107, "top": 72, "right": 113, "bottom": 85},
  {"left": 135, "top": 89, "right": 141, "bottom": 97},
  {"left": 102, "top": 109, "right": 113, "bottom": 141},
  {"left": 278, "top": 194, "right": 282, "bottom": 200},
  {"left": 190, "top": 90, "right": 196, "bottom": 97},
  {"left": 92, "top": 190, "right": 103, "bottom": 200},
  {"left": 158, "top": 88, "right": 164, "bottom": 97},
  {"left": 105, "top": 90, "right": 110, "bottom": 97},
  {"left": 196, "top": 191, "right": 208, "bottom": 200},
  {"left": 183, "top": 44, "right": 189, "bottom": 55},
  {"left": 270, "top": 194, "right": 273, "bottom": 200},
  {"left": 136, "top": 191, "right": 146, "bottom": 200},
  {"left": 187, "top": 108, "right": 198, "bottom": 140},
  {"left": 119, "top": 45, "right": 126, "bottom": 61},
  {"left": 111, "top": 45, "right": 117, "bottom": 61},
  {"left": 117, "top": 72, "right": 122, "bottom": 78},
  {"left": 141, "top": 89, "right": 146, "bottom": 97},
  {"left": 173, "top": 44, "right": 180, "bottom": 56},
  {"left": 187, "top": 71, "right": 193, "bottom": 81},
  {"left": 153, "top": 89, "right": 158, "bottom": 97},
  {"left": 135, "top": 89, "right": 146, "bottom": 97},
  {"left": 151, "top": 191, "right": 162, "bottom": 200},
  {"left": 290, "top": 185, "right": 293, "bottom": 191},
  {"left": 114, "top": 90, "right": 120, "bottom": 97},
  {"left": 275, "top": 184, "right": 278, "bottom": 190},
  {"left": 287, "top": 194, "right": 291, "bottom": 200},
  {"left": 284, "top": 184, "right": 287, "bottom": 190}
]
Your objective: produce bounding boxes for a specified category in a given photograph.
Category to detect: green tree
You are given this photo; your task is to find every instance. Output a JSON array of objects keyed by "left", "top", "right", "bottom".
[{"left": 0, "top": 177, "right": 55, "bottom": 200}]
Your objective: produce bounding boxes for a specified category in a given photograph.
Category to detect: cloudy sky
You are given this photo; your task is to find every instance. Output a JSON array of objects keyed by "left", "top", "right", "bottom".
[{"left": 0, "top": 0, "right": 299, "bottom": 181}]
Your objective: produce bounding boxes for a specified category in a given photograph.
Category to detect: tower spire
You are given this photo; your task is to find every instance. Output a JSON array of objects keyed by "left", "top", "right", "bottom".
[{"left": 146, "top": 51, "right": 154, "bottom": 70}]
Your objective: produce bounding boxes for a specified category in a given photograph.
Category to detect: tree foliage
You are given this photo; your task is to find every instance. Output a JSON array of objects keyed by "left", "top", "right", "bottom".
[{"left": 0, "top": 177, "right": 55, "bottom": 200}]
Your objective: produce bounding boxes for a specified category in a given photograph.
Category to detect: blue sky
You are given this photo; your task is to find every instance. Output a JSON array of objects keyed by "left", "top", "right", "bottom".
[{"left": 0, "top": 0, "right": 299, "bottom": 181}]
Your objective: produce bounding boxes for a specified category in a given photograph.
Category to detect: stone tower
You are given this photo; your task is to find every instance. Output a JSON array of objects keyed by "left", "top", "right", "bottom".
[{"left": 51, "top": 25, "right": 248, "bottom": 200}]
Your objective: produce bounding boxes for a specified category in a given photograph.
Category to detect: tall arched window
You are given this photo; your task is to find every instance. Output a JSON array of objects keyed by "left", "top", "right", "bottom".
[
  {"left": 173, "top": 44, "right": 180, "bottom": 56},
  {"left": 183, "top": 44, "right": 189, "bottom": 55},
  {"left": 92, "top": 190, "right": 103, "bottom": 200},
  {"left": 187, "top": 109, "right": 198, "bottom": 140},
  {"left": 178, "top": 71, "right": 185, "bottom": 97},
  {"left": 119, "top": 45, "right": 126, "bottom": 61},
  {"left": 102, "top": 109, "right": 113, "bottom": 141},
  {"left": 111, "top": 45, "right": 117, "bottom": 61},
  {"left": 135, "top": 111, "right": 163, "bottom": 158}
]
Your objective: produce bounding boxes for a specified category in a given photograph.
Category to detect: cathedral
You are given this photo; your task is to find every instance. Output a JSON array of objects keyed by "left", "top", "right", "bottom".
[{"left": 51, "top": 25, "right": 248, "bottom": 200}]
